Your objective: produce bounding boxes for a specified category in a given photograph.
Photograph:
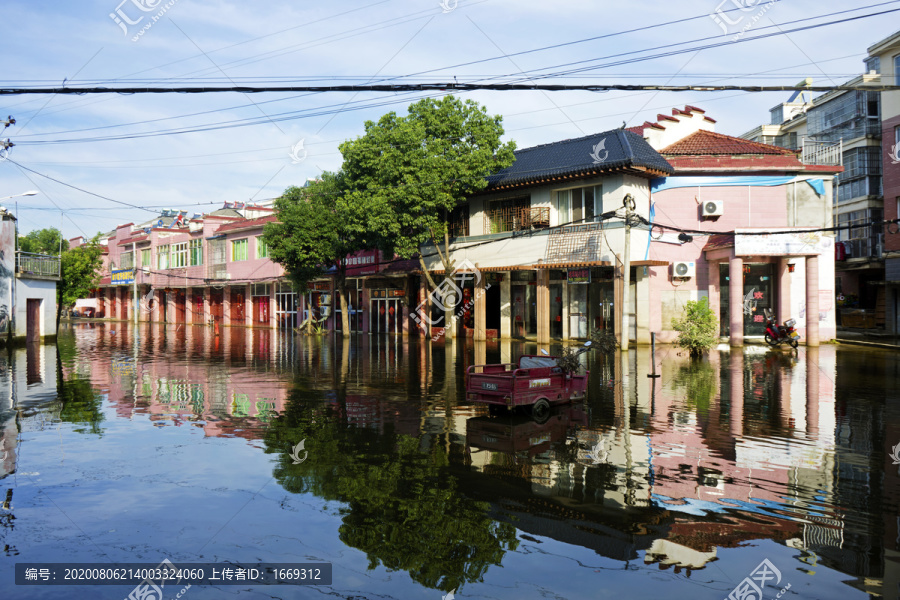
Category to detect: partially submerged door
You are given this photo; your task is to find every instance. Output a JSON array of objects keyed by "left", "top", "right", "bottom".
[{"left": 26, "top": 298, "right": 41, "bottom": 343}]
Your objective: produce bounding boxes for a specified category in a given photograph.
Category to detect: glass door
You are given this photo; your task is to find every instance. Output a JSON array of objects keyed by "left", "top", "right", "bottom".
[{"left": 569, "top": 285, "right": 589, "bottom": 338}]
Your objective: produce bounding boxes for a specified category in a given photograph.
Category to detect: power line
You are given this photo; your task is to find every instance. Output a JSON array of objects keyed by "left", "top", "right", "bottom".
[
  {"left": 5, "top": 159, "right": 158, "bottom": 213},
  {"left": 17, "top": 52, "right": 865, "bottom": 165},
  {"left": 1, "top": 83, "right": 897, "bottom": 96},
  {"left": 9, "top": 5, "right": 892, "bottom": 147}
]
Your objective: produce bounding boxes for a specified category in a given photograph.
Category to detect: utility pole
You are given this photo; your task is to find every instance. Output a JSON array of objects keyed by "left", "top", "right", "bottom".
[
  {"left": 132, "top": 241, "right": 139, "bottom": 329},
  {"left": 621, "top": 194, "right": 634, "bottom": 350}
]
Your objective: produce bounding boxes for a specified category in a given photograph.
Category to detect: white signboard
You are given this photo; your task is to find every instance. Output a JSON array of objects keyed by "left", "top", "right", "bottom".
[{"left": 734, "top": 229, "right": 831, "bottom": 256}]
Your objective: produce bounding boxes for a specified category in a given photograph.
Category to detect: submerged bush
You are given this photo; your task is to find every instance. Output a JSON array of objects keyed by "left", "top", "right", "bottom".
[
  {"left": 590, "top": 328, "right": 619, "bottom": 354},
  {"left": 671, "top": 297, "right": 719, "bottom": 358}
]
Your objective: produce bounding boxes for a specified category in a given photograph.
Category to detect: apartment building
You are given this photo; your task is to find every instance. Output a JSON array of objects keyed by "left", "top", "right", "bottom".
[
  {"left": 743, "top": 65, "right": 886, "bottom": 327},
  {"left": 867, "top": 30, "right": 900, "bottom": 332}
]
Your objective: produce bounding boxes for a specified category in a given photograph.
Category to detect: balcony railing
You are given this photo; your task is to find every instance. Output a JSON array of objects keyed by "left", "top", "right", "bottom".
[
  {"left": 484, "top": 206, "right": 550, "bottom": 234},
  {"left": 16, "top": 252, "right": 60, "bottom": 278},
  {"left": 802, "top": 138, "right": 842, "bottom": 166},
  {"left": 842, "top": 233, "right": 883, "bottom": 259}
]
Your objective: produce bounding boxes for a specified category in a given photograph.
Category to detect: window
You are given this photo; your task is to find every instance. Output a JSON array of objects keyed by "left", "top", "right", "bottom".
[
  {"left": 864, "top": 55, "right": 879, "bottom": 74},
  {"left": 140, "top": 248, "right": 150, "bottom": 267},
  {"left": 171, "top": 242, "right": 188, "bottom": 268},
  {"left": 231, "top": 239, "right": 248, "bottom": 261},
  {"left": 837, "top": 208, "right": 883, "bottom": 257},
  {"left": 190, "top": 239, "right": 203, "bottom": 266},
  {"left": 485, "top": 196, "right": 539, "bottom": 233},
  {"left": 157, "top": 244, "right": 169, "bottom": 269},
  {"left": 895, "top": 54, "right": 900, "bottom": 86},
  {"left": 448, "top": 204, "right": 470, "bottom": 237},
  {"left": 256, "top": 236, "right": 269, "bottom": 259},
  {"left": 842, "top": 146, "right": 882, "bottom": 179},
  {"left": 555, "top": 185, "right": 600, "bottom": 225},
  {"left": 120, "top": 251, "right": 134, "bottom": 269}
]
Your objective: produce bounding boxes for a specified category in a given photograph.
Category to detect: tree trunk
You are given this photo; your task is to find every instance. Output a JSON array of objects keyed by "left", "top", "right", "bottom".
[
  {"left": 337, "top": 284, "right": 351, "bottom": 338},
  {"left": 442, "top": 222, "right": 454, "bottom": 340}
]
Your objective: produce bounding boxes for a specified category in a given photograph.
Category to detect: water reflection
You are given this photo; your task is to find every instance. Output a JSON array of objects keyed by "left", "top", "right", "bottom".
[{"left": 1, "top": 324, "right": 898, "bottom": 599}]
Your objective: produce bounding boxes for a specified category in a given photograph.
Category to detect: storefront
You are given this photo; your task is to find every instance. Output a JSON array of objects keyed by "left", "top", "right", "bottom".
[
  {"left": 307, "top": 281, "right": 332, "bottom": 326},
  {"left": 252, "top": 283, "right": 270, "bottom": 325},
  {"left": 335, "top": 279, "right": 364, "bottom": 333},
  {"left": 274, "top": 282, "right": 296, "bottom": 328},
  {"left": 567, "top": 266, "right": 616, "bottom": 339},
  {"left": 719, "top": 263, "right": 776, "bottom": 337},
  {"left": 371, "top": 288, "right": 404, "bottom": 334},
  {"left": 704, "top": 229, "right": 834, "bottom": 346},
  {"left": 510, "top": 270, "right": 537, "bottom": 338}
]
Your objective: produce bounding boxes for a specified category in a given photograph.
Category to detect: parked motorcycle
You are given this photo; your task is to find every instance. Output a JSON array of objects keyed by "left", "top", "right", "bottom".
[{"left": 763, "top": 308, "right": 800, "bottom": 348}]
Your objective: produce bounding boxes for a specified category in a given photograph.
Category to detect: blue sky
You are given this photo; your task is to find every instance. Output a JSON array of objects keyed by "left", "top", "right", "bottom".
[{"left": 0, "top": 0, "right": 895, "bottom": 239}]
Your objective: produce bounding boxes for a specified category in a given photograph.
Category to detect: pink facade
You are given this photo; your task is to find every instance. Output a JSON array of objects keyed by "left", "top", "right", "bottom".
[
  {"left": 92, "top": 205, "right": 415, "bottom": 335},
  {"left": 641, "top": 125, "right": 842, "bottom": 346}
]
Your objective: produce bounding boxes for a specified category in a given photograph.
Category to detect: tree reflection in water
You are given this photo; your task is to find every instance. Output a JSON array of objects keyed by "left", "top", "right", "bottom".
[{"left": 265, "top": 386, "right": 519, "bottom": 593}]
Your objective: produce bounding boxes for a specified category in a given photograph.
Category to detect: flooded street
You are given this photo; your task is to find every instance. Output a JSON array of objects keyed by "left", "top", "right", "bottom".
[{"left": 2, "top": 323, "right": 899, "bottom": 599}]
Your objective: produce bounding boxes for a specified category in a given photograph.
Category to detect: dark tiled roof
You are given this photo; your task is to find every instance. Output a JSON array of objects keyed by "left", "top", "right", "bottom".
[
  {"left": 208, "top": 208, "right": 244, "bottom": 218},
  {"left": 485, "top": 129, "right": 674, "bottom": 190},
  {"left": 661, "top": 130, "right": 796, "bottom": 156}
]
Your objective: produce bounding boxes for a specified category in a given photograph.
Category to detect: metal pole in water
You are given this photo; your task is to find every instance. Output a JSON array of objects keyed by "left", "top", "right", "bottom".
[{"left": 648, "top": 331, "right": 660, "bottom": 378}]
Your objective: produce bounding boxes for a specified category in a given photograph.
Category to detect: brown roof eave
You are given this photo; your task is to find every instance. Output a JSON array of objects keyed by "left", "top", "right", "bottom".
[{"left": 478, "top": 166, "right": 671, "bottom": 195}]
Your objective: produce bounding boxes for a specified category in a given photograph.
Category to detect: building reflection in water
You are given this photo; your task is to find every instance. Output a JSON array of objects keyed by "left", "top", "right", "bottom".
[{"left": 10, "top": 323, "right": 897, "bottom": 598}]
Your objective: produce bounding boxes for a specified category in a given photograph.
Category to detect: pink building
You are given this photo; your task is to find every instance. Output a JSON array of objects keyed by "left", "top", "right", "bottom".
[
  {"left": 90, "top": 204, "right": 415, "bottom": 334},
  {"left": 641, "top": 114, "right": 843, "bottom": 345}
]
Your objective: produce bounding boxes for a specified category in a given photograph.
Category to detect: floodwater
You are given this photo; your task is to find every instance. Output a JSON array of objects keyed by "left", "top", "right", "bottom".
[{"left": 1, "top": 323, "right": 899, "bottom": 600}]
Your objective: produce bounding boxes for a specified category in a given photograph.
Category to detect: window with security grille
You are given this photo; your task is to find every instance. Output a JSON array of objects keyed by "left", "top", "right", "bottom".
[
  {"left": 837, "top": 208, "right": 883, "bottom": 258},
  {"left": 189, "top": 239, "right": 202, "bottom": 266},
  {"left": 120, "top": 251, "right": 134, "bottom": 269}
]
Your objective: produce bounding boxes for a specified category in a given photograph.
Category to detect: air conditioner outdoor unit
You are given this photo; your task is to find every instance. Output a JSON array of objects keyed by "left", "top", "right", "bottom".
[
  {"left": 673, "top": 261, "right": 695, "bottom": 279},
  {"left": 701, "top": 200, "right": 724, "bottom": 218}
]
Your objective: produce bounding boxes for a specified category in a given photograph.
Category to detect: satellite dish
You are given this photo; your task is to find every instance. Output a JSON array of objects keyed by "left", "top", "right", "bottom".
[{"left": 157, "top": 219, "right": 163, "bottom": 227}]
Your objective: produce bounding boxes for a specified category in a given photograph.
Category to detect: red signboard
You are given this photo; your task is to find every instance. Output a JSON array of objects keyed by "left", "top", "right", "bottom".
[{"left": 346, "top": 250, "right": 380, "bottom": 276}]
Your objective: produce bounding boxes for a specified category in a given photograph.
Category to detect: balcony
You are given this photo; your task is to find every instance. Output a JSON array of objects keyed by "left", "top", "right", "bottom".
[
  {"left": 802, "top": 139, "right": 842, "bottom": 166},
  {"left": 841, "top": 233, "right": 883, "bottom": 260},
  {"left": 16, "top": 252, "right": 60, "bottom": 279},
  {"left": 484, "top": 206, "right": 550, "bottom": 234}
]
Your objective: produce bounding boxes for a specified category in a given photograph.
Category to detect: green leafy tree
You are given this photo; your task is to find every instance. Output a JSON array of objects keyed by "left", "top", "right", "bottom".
[
  {"left": 671, "top": 297, "right": 719, "bottom": 358},
  {"left": 263, "top": 173, "right": 373, "bottom": 337},
  {"left": 339, "top": 96, "right": 516, "bottom": 336},
  {"left": 57, "top": 238, "right": 104, "bottom": 328},
  {"left": 18, "top": 227, "right": 68, "bottom": 255}
]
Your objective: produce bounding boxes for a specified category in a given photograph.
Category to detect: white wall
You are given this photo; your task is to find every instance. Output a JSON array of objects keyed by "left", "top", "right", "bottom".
[
  {"left": 14, "top": 278, "right": 58, "bottom": 341},
  {"left": 438, "top": 174, "right": 650, "bottom": 270}
]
